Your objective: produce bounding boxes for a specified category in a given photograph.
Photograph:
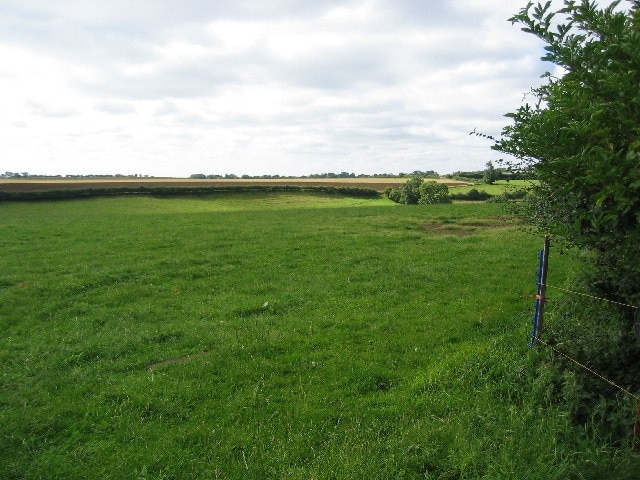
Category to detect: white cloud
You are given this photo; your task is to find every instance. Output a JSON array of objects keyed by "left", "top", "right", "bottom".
[{"left": 0, "top": 0, "right": 556, "bottom": 176}]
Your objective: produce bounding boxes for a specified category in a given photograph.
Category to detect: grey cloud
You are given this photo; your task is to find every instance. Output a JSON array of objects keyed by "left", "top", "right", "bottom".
[
  {"left": 0, "top": 0, "right": 354, "bottom": 45},
  {"left": 1, "top": 0, "right": 549, "bottom": 176},
  {"left": 2, "top": 0, "right": 533, "bottom": 100},
  {"left": 373, "top": 0, "right": 462, "bottom": 26},
  {"left": 77, "top": 58, "right": 245, "bottom": 99},
  {"left": 0, "top": 3, "right": 156, "bottom": 64},
  {"left": 278, "top": 46, "right": 400, "bottom": 90}
]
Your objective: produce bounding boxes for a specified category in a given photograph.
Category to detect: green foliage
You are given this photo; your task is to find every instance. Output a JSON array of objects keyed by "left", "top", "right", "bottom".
[
  {"left": 445, "top": 168, "right": 532, "bottom": 182},
  {"left": 487, "top": 189, "right": 530, "bottom": 203},
  {"left": 494, "top": 0, "right": 640, "bottom": 305},
  {"left": 483, "top": 161, "right": 498, "bottom": 185},
  {"left": 490, "top": 0, "right": 640, "bottom": 453},
  {"left": 387, "top": 179, "right": 530, "bottom": 203},
  {"left": 449, "top": 188, "right": 493, "bottom": 202},
  {"left": 418, "top": 181, "right": 451, "bottom": 204},
  {"left": 384, "top": 178, "right": 450, "bottom": 204},
  {"left": 384, "top": 177, "right": 420, "bottom": 204},
  {"left": 0, "top": 184, "right": 380, "bottom": 202},
  {"left": 539, "top": 272, "right": 640, "bottom": 444}
]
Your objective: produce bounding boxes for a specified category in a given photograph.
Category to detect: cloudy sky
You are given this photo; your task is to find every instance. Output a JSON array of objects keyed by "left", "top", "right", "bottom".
[{"left": 0, "top": 0, "right": 552, "bottom": 177}]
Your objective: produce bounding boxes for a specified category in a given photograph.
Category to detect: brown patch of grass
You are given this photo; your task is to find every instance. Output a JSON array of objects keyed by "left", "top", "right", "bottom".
[
  {"left": 146, "top": 351, "right": 211, "bottom": 371},
  {"left": 422, "top": 223, "right": 476, "bottom": 236},
  {"left": 422, "top": 218, "right": 512, "bottom": 236}
]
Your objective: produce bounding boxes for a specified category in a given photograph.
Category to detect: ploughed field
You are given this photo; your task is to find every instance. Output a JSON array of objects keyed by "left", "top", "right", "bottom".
[{"left": 0, "top": 177, "right": 469, "bottom": 193}]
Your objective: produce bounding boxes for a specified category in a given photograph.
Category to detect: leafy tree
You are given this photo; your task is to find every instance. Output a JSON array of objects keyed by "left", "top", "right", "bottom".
[
  {"left": 418, "top": 181, "right": 451, "bottom": 204},
  {"left": 483, "top": 161, "right": 498, "bottom": 184},
  {"left": 493, "top": 0, "right": 640, "bottom": 305},
  {"left": 400, "top": 177, "right": 423, "bottom": 204},
  {"left": 384, "top": 178, "right": 422, "bottom": 204},
  {"left": 384, "top": 177, "right": 423, "bottom": 204},
  {"left": 385, "top": 178, "right": 452, "bottom": 204}
]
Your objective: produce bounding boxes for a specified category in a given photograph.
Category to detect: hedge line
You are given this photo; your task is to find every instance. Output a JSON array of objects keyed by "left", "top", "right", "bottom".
[
  {"left": 0, "top": 184, "right": 381, "bottom": 202},
  {"left": 448, "top": 188, "right": 529, "bottom": 202}
]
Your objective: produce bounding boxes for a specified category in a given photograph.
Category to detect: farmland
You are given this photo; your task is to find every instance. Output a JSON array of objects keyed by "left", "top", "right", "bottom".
[
  {"left": 1, "top": 192, "right": 638, "bottom": 479},
  {"left": 0, "top": 177, "right": 469, "bottom": 193}
]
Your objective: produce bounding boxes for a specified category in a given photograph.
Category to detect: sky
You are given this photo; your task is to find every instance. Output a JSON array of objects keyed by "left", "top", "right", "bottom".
[{"left": 0, "top": 0, "right": 553, "bottom": 178}]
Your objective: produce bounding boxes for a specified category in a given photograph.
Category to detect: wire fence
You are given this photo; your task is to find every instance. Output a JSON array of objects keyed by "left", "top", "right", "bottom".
[{"left": 528, "top": 238, "right": 640, "bottom": 448}]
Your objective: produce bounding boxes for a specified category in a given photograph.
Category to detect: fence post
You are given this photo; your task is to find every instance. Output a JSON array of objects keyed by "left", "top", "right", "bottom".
[{"left": 530, "top": 236, "right": 550, "bottom": 347}]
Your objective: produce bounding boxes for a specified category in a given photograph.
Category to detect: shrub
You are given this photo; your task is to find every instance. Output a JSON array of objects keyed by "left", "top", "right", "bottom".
[
  {"left": 538, "top": 278, "right": 640, "bottom": 444},
  {"left": 418, "top": 181, "right": 451, "bottom": 204},
  {"left": 385, "top": 178, "right": 451, "bottom": 204},
  {"left": 493, "top": 1, "right": 640, "bottom": 305},
  {"left": 487, "top": 188, "right": 529, "bottom": 203},
  {"left": 449, "top": 189, "right": 493, "bottom": 202}
]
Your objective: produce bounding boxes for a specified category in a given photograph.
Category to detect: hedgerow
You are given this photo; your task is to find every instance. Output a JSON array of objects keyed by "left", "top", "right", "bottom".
[{"left": 0, "top": 185, "right": 380, "bottom": 202}]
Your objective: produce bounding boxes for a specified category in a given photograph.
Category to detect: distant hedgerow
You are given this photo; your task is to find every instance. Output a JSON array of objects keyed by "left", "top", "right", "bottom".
[
  {"left": 0, "top": 185, "right": 379, "bottom": 202},
  {"left": 449, "top": 189, "right": 493, "bottom": 201},
  {"left": 384, "top": 178, "right": 450, "bottom": 204}
]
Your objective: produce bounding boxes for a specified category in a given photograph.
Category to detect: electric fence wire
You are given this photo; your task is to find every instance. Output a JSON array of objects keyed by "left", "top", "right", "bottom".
[
  {"left": 534, "top": 336, "right": 640, "bottom": 449},
  {"left": 532, "top": 282, "right": 640, "bottom": 448},
  {"left": 541, "top": 283, "right": 639, "bottom": 311},
  {"left": 535, "top": 337, "right": 640, "bottom": 402}
]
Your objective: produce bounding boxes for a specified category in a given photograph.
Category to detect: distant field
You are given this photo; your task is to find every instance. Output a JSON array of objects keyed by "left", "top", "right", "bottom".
[
  {"left": 448, "top": 179, "right": 536, "bottom": 195},
  {"left": 0, "top": 177, "right": 470, "bottom": 193},
  {"left": 3, "top": 192, "right": 636, "bottom": 479}
]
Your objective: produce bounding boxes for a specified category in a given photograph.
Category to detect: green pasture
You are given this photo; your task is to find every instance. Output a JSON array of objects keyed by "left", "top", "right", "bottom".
[
  {"left": 1, "top": 193, "right": 637, "bottom": 479},
  {"left": 448, "top": 180, "right": 535, "bottom": 196}
]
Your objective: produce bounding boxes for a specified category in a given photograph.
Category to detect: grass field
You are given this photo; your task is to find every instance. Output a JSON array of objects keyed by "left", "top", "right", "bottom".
[
  {"left": 1, "top": 193, "right": 638, "bottom": 479},
  {"left": 448, "top": 180, "right": 535, "bottom": 196}
]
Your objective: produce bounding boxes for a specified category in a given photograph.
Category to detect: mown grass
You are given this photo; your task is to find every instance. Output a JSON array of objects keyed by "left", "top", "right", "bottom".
[{"left": 1, "top": 193, "right": 638, "bottom": 479}]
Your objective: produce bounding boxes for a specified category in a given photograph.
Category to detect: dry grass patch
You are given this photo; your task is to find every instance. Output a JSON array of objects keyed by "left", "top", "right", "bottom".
[{"left": 422, "top": 218, "right": 513, "bottom": 236}]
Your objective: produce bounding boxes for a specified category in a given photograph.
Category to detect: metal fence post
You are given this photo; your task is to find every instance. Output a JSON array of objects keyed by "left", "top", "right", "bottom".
[{"left": 530, "top": 236, "right": 550, "bottom": 347}]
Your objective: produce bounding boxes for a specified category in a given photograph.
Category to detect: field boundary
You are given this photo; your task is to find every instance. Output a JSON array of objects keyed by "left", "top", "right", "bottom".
[
  {"left": 0, "top": 177, "right": 470, "bottom": 193},
  {"left": 0, "top": 184, "right": 382, "bottom": 202}
]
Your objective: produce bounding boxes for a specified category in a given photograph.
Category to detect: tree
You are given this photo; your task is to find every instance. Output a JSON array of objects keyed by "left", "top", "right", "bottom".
[
  {"left": 399, "top": 177, "right": 423, "bottom": 204},
  {"left": 483, "top": 161, "right": 498, "bottom": 184},
  {"left": 493, "top": 0, "right": 640, "bottom": 305},
  {"left": 418, "top": 181, "right": 451, "bottom": 204}
]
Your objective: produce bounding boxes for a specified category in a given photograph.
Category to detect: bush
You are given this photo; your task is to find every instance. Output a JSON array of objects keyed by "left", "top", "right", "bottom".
[
  {"left": 487, "top": 188, "right": 529, "bottom": 203},
  {"left": 449, "top": 188, "right": 493, "bottom": 201},
  {"left": 385, "top": 178, "right": 451, "bottom": 204},
  {"left": 418, "top": 181, "right": 451, "bottom": 204},
  {"left": 383, "top": 186, "right": 401, "bottom": 203},
  {"left": 493, "top": 1, "right": 640, "bottom": 305}
]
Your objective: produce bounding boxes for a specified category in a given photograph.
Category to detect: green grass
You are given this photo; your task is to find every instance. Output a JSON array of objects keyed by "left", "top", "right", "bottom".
[
  {"left": 449, "top": 179, "right": 536, "bottom": 196},
  {"left": 1, "top": 193, "right": 638, "bottom": 479}
]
